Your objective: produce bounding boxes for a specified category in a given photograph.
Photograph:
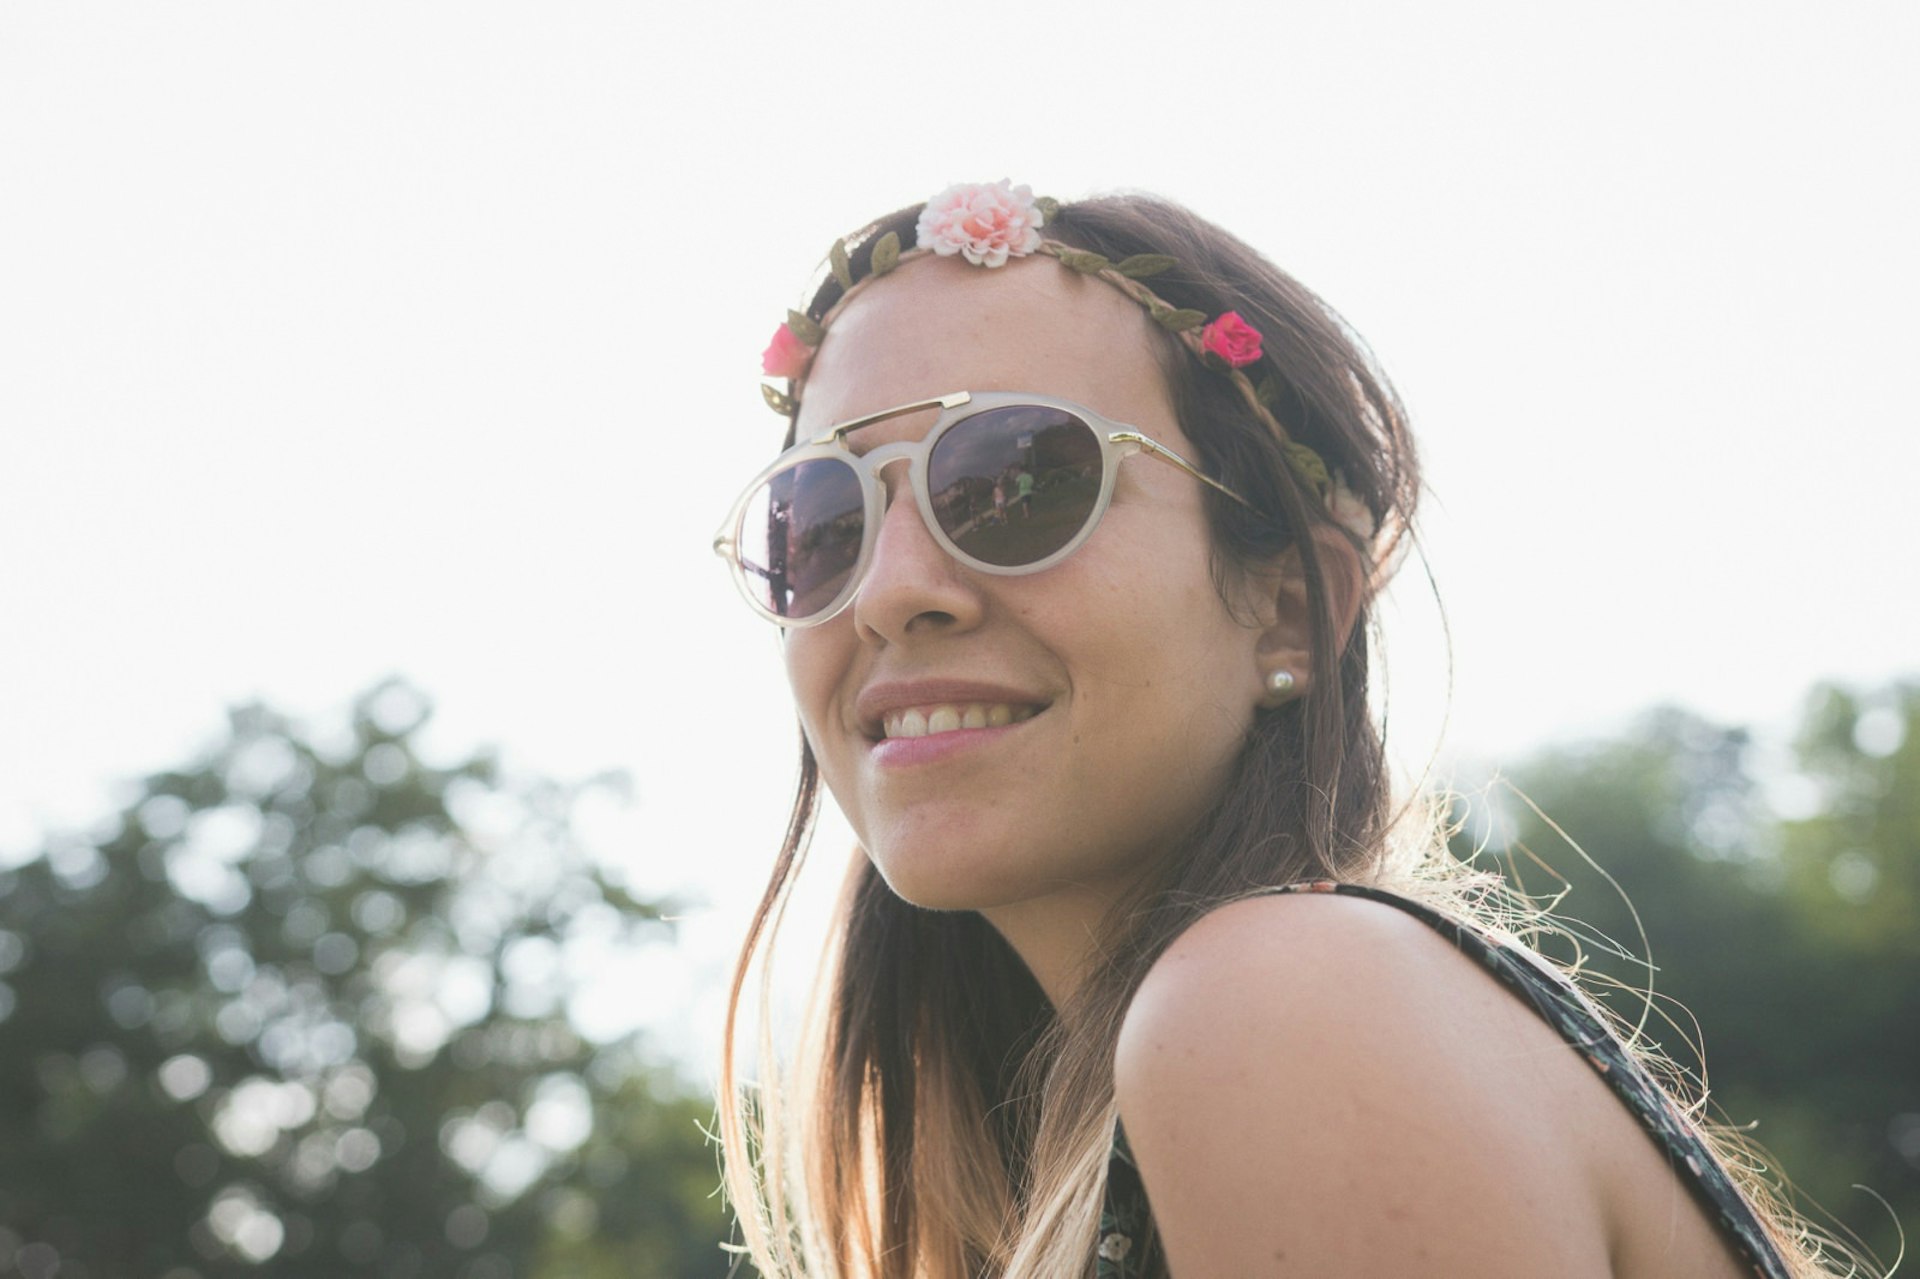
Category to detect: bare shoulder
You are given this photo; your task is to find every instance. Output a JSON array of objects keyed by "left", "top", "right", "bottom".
[{"left": 1113, "top": 890, "right": 1617, "bottom": 1277}]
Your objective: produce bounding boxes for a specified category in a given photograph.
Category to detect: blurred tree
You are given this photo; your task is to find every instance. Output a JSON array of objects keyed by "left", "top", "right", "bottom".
[
  {"left": 1780, "top": 683, "right": 1920, "bottom": 954},
  {"left": 0, "top": 680, "right": 732, "bottom": 1278},
  {"left": 1455, "top": 683, "right": 1919, "bottom": 1271}
]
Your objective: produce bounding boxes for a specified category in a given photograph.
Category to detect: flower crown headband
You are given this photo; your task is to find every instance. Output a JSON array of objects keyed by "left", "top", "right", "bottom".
[{"left": 759, "top": 180, "right": 1373, "bottom": 538}]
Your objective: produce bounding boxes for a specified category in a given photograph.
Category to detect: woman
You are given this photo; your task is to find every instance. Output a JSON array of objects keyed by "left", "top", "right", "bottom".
[{"left": 715, "top": 182, "right": 1855, "bottom": 1277}]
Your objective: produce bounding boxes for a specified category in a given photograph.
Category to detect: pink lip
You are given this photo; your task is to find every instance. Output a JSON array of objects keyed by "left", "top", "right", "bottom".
[{"left": 868, "top": 715, "right": 1039, "bottom": 768}]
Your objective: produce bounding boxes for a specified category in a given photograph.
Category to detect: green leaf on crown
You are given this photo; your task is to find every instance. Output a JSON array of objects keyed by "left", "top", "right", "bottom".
[
  {"left": 1035, "top": 196, "right": 1061, "bottom": 222},
  {"left": 1154, "top": 307, "right": 1208, "bottom": 332},
  {"left": 1282, "top": 440, "right": 1331, "bottom": 496},
  {"left": 830, "top": 239, "right": 854, "bottom": 290},
  {"left": 1255, "top": 375, "right": 1283, "bottom": 409},
  {"left": 762, "top": 383, "right": 798, "bottom": 416},
  {"left": 870, "top": 231, "right": 902, "bottom": 276},
  {"left": 785, "top": 310, "right": 825, "bottom": 348},
  {"left": 1115, "top": 254, "right": 1178, "bottom": 279},
  {"left": 1056, "top": 250, "right": 1111, "bottom": 275}
]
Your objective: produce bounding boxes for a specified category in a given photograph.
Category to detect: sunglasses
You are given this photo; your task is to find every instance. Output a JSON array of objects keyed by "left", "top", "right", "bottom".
[{"left": 713, "top": 391, "right": 1255, "bottom": 627}]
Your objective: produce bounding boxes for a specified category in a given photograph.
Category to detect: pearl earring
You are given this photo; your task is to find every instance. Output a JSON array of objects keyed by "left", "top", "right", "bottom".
[{"left": 1266, "top": 670, "right": 1296, "bottom": 699}]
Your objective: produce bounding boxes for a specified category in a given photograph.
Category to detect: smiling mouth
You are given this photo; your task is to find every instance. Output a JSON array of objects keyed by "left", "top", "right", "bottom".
[{"left": 880, "top": 702, "right": 1044, "bottom": 740}]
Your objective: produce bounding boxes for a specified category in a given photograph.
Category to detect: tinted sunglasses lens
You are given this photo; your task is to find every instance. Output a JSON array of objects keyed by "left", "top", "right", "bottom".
[
  {"left": 926, "top": 406, "right": 1103, "bottom": 568},
  {"left": 736, "top": 457, "right": 864, "bottom": 620}
]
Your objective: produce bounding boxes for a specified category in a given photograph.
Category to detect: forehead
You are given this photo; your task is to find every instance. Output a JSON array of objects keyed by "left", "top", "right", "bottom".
[{"left": 794, "top": 255, "right": 1179, "bottom": 444}]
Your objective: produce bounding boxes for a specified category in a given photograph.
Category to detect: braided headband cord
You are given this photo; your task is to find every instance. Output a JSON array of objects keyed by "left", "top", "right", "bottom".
[
  {"left": 758, "top": 184, "right": 1374, "bottom": 537},
  {"left": 796, "top": 241, "right": 1329, "bottom": 494},
  {"left": 1025, "top": 244, "right": 1338, "bottom": 500}
]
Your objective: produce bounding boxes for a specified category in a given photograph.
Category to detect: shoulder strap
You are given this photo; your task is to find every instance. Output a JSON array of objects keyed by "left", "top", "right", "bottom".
[
  {"left": 1235, "top": 880, "right": 1794, "bottom": 1279},
  {"left": 1103, "top": 881, "right": 1796, "bottom": 1277}
]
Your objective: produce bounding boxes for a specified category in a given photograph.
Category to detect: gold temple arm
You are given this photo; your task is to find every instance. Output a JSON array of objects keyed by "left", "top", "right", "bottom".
[{"left": 1109, "top": 431, "right": 1256, "bottom": 511}]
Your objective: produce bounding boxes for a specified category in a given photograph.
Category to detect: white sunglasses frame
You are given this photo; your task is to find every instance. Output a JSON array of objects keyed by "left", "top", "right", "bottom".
[{"left": 713, "top": 390, "right": 1254, "bottom": 628}]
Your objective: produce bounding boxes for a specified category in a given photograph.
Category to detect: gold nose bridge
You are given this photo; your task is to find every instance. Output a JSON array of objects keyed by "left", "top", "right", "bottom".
[{"left": 813, "top": 391, "right": 972, "bottom": 446}]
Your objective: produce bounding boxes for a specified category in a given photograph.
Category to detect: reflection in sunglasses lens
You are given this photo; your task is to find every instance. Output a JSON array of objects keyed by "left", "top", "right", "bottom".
[
  {"left": 927, "top": 406, "right": 1103, "bottom": 568},
  {"left": 738, "top": 458, "right": 864, "bottom": 618}
]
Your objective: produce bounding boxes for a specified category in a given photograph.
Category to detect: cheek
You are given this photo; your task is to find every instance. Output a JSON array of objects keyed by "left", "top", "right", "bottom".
[
  {"left": 782, "top": 629, "right": 850, "bottom": 755},
  {"left": 1075, "top": 645, "right": 1250, "bottom": 779},
  {"left": 1073, "top": 532, "right": 1244, "bottom": 683},
  {"left": 1055, "top": 561, "right": 1255, "bottom": 771}
]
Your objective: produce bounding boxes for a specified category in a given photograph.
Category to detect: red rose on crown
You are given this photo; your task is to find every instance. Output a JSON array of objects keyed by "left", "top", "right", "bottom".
[
  {"left": 1200, "top": 311, "right": 1263, "bottom": 368},
  {"left": 761, "top": 322, "right": 814, "bottom": 380}
]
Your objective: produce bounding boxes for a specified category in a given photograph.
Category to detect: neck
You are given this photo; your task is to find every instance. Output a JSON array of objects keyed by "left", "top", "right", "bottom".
[{"left": 978, "top": 880, "right": 1137, "bottom": 1010}]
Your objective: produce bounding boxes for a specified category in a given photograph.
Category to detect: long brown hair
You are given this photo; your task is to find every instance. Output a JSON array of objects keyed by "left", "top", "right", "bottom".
[{"left": 719, "top": 193, "right": 1874, "bottom": 1278}]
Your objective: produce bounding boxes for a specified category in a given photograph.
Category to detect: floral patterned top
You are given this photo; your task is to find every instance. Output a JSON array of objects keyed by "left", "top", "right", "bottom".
[{"left": 1095, "top": 880, "right": 1794, "bottom": 1279}]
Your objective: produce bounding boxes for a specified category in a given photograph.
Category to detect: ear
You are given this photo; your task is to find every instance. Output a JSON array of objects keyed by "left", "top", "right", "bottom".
[{"left": 1241, "top": 526, "right": 1369, "bottom": 708}]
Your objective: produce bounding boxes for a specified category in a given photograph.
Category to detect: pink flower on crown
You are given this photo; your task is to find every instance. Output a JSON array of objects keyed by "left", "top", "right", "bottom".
[
  {"left": 1200, "top": 311, "right": 1264, "bottom": 368},
  {"left": 761, "top": 322, "right": 813, "bottom": 380},
  {"left": 915, "top": 180, "right": 1046, "bottom": 268}
]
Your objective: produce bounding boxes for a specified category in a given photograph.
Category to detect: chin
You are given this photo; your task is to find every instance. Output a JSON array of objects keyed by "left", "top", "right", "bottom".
[
  {"left": 864, "top": 846, "right": 1049, "bottom": 914},
  {"left": 870, "top": 841, "right": 1143, "bottom": 925}
]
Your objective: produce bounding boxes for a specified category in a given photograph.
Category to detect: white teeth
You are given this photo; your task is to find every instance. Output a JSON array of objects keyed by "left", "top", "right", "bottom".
[{"left": 881, "top": 702, "right": 1038, "bottom": 739}]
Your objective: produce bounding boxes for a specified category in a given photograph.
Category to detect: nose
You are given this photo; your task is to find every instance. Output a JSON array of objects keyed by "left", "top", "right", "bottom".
[{"left": 851, "top": 461, "right": 987, "bottom": 644}]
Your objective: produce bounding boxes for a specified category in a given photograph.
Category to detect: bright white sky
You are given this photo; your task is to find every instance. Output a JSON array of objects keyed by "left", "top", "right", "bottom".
[{"left": 2, "top": 2, "right": 1916, "bottom": 1071}]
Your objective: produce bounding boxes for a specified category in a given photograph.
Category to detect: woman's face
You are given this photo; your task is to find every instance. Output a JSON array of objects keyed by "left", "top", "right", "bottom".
[{"left": 785, "top": 255, "right": 1274, "bottom": 951}]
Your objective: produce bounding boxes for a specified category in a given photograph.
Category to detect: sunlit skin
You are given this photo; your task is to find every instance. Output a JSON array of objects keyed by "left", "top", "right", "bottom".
[
  {"left": 784, "top": 255, "right": 1306, "bottom": 1004},
  {"left": 777, "top": 251, "right": 1756, "bottom": 1278}
]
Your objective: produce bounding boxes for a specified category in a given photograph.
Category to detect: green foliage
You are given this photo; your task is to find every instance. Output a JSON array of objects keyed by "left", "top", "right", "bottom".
[
  {"left": 0, "top": 681, "right": 733, "bottom": 1277},
  {"left": 5, "top": 673, "right": 1910, "bottom": 1274},
  {"left": 1055, "top": 250, "right": 1112, "bottom": 275},
  {"left": 1454, "top": 686, "right": 1919, "bottom": 1271},
  {"left": 783, "top": 310, "right": 824, "bottom": 349},
  {"left": 1112, "top": 254, "right": 1176, "bottom": 279},
  {"left": 1148, "top": 306, "right": 1207, "bottom": 333},
  {"left": 1779, "top": 684, "right": 1920, "bottom": 955},
  {"left": 761, "top": 383, "right": 797, "bottom": 416}
]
